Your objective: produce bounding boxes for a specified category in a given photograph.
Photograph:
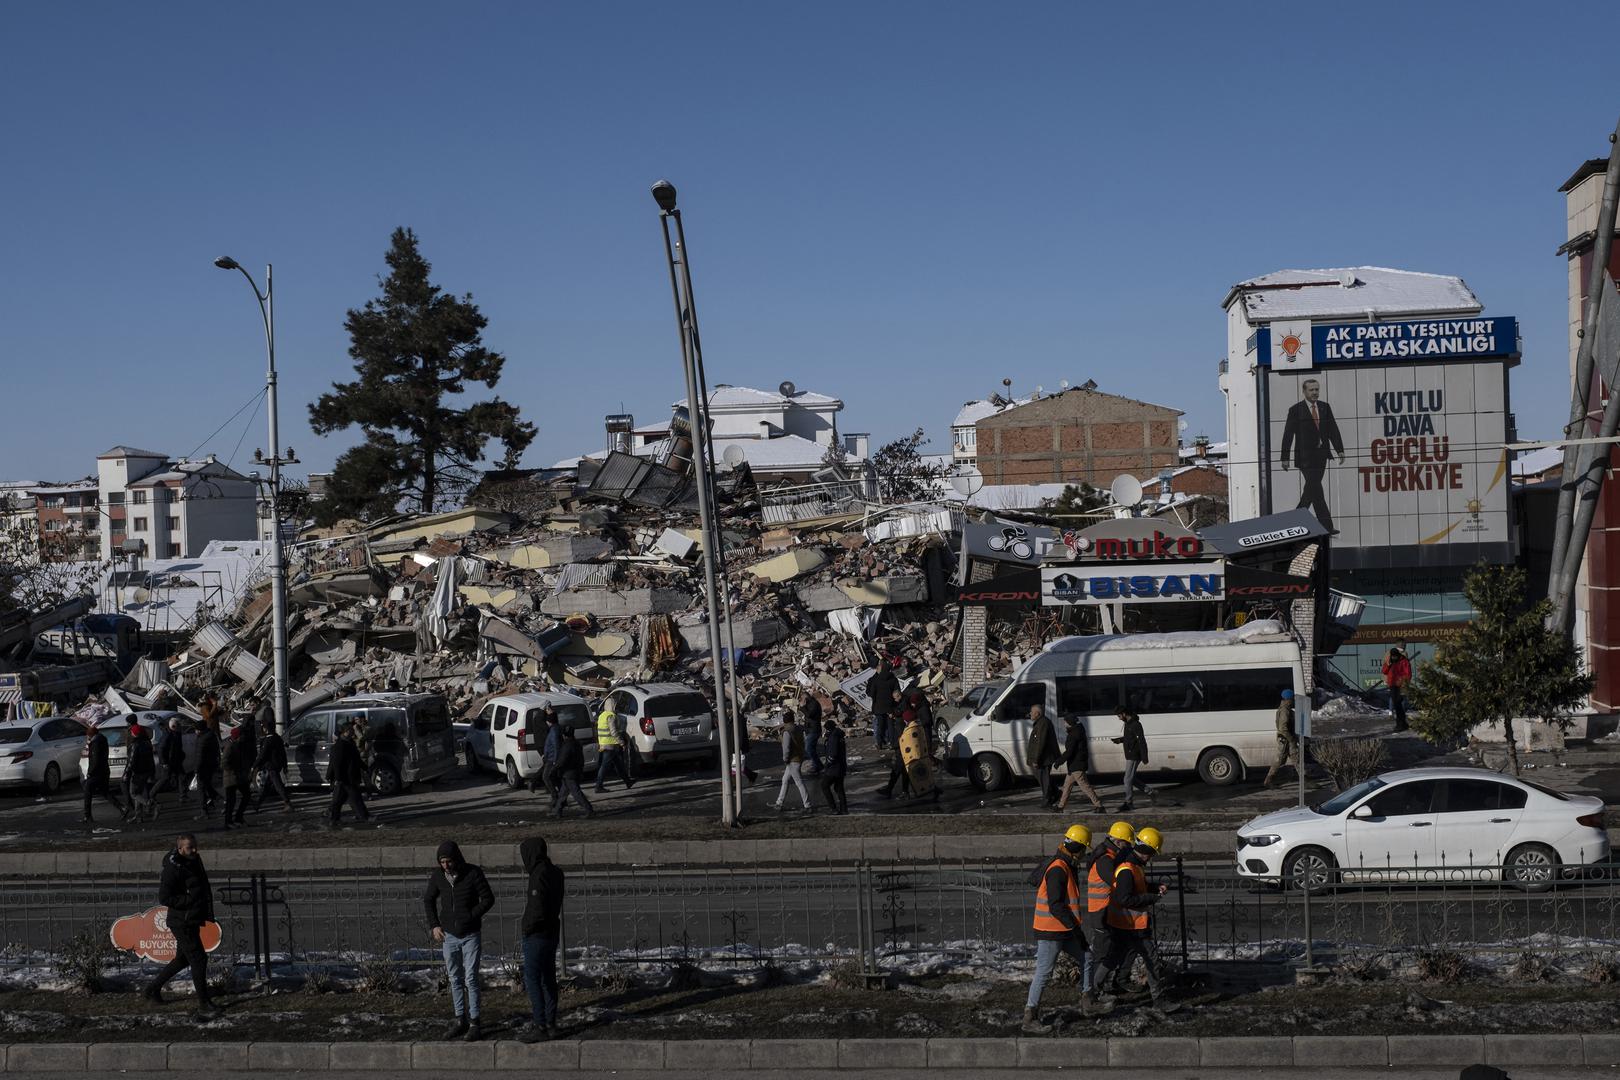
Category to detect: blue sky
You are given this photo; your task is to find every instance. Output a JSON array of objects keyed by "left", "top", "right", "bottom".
[{"left": 0, "top": 1, "right": 1611, "bottom": 483}]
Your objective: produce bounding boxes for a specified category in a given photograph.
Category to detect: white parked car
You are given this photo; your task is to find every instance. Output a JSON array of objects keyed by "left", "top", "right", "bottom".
[
  {"left": 0, "top": 716, "right": 88, "bottom": 794},
  {"left": 603, "top": 683, "right": 718, "bottom": 765},
  {"left": 1236, "top": 766, "right": 1609, "bottom": 892},
  {"left": 462, "top": 691, "right": 598, "bottom": 788}
]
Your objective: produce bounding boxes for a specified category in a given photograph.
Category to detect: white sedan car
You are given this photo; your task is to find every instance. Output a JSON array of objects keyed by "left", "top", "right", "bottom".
[
  {"left": 1237, "top": 766, "right": 1608, "bottom": 892},
  {"left": 0, "top": 716, "right": 88, "bottom": 794}
]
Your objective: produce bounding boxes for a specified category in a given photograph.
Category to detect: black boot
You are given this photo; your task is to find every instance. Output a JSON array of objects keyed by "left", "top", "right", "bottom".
[
  {"left": 444, "top": 1014, "right": 468, "bottom": 1040},
  {"left": 464, "top": 1017, "right": 483, "bottom": 1042}
]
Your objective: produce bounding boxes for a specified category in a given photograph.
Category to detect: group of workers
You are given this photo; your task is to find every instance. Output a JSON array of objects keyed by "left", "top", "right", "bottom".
[{"left": 1026, "top": 819, "right": 1172, "bottom": 1029}]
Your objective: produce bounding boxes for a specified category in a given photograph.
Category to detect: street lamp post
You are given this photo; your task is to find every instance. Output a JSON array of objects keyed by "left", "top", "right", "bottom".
[
  {"left": 652, "top": 181, "right": 740, "bottom": 827},
  {"left": 214, "top": 256, "right": 296, "bottom": 735}
]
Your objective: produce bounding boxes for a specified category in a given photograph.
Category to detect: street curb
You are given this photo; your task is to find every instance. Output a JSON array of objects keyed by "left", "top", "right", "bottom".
[{"left": 0, "top": 1034, "right": 1601, "bottom": 1070}]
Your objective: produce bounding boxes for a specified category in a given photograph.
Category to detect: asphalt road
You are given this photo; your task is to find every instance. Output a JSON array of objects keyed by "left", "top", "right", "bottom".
[{"left": 0, "top": 1068, "right": 1594, "bottom": 1079}]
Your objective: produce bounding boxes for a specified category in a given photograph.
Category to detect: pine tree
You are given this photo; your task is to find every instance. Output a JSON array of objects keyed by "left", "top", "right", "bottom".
[
  {"left": 1407, "top": 564, "right": 1592, "bottom": 775},
  {"left": 309, "top": 228, "right": 535, "bottom": 519},
  {"left": 870, "top": 428, "right": 948, "bottom": 503}
]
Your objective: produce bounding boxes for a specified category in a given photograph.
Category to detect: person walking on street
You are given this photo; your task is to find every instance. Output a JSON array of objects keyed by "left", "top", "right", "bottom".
[
  {"left": 1026, "top": 703, "right": 1059, "bottom": 807},
  {"left": 1091, "top": 827, "right": 1171, "bottom": 1011},
  {"left": 1023, "top": 824, "right": 1094, "bottom": 1032},
  {"left": 221, "top": 727, "right": 251, "bottom": 828},
  {"left": 772, "top": 710, "right": 813, "bottom": 811},
  {"left": 528, "top": 706, "right": 559, "bottom": 796},
  {"left": 819, "top": 719, "right": 848, "bottom": 813},
  {"left": 1112, "top": 710, "right": 1154, "bottom": 811},
  {"left": 902, "top": 685, "right": 935, "bottom": 747},
  {"left": 1382, "top": 644, "right": 1412, "bottom": 733},
  {"left": 123, "top": 722, "right": 158, "bottom": 823},
  {"left": 518, "top": 836, "right": 565, "bottom": 1042},
  {"left": 550, "top": 725, "right": 595, "bottom": 818},
  {"left": 878, "top": 709, "right": 915, "bottom": 800},
  {"left": 157, "top": 718, "right": 186, "bottom": 807},
  {"left": 422, "top": 840, "right": 496, "bottom": 1042},
  {"left": 82, "top": 724, "right": 125, "bottom": 823},
  {"left": 1056, "top": 715, "right": 1105, "bottom": 813},
  {"left": 253, "top": 720, "right": 294, "bottom": 812},
  {"left": 1263, "top": 690, "right": 1300, "bottom": 789},
  {"left": 536, "top": 707, "right": 562, "bottom": 797},
  {"left": 326, "top": 724, "right": 370, "bottom": 826},
  {"left": 866, "top": 660, "right": 899, "bottom": 749},
  {"left": 199, "top": 692, "right": 221, "bottom": 732},
  {"left": 194, "top": 721, "right": 221, "bottom": 818},
  {"left": 593, "top": 704, "right": 633, "bottom": 792},
  {"left": 800, "top": 691, "right": 824, "bottom": 774},
  {"left": 142, "top": 833, "right": 219, "bottom": 1018}
]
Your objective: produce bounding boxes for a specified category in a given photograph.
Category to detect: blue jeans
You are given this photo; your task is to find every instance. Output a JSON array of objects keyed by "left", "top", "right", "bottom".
[
  {"left": 804, "top": 728, "right": 821, "bottom": 771},
  {"left": 873, "top": 713, "right": 890, "bottom": 746},
  {"left": 522, "top": 933, "right": 560, "bottom": 1027},
  {"left": 441, "top": 931, "right": 482, "bottom": 1019},
  {"left": 1027, "top": 935, "right": 1091, "bottom": 1006}
]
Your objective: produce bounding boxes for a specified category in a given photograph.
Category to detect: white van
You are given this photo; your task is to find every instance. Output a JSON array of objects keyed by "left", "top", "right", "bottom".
[
  {"left": 943, "top": 620, "right": 1304, "bottom": 791},
  {"left": 463, "top": 691, "right": 598, "bottom": 788}
]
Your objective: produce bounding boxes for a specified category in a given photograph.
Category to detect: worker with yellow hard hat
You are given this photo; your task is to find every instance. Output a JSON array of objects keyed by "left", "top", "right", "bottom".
[
  {"left": 1092, "top": 826, "right": 1173, "bottom": 1012},
  {"left": 1076, "top": 821, "right": 1135, "bottom": 1013},
  {"left": 1022, "top": 824, "right": 1094, "bottom": 1032}
]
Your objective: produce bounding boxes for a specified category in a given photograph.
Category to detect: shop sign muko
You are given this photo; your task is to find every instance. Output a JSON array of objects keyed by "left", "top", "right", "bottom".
[{"left": 1041, "top": 518, "right": 1224, "bottom": 606}]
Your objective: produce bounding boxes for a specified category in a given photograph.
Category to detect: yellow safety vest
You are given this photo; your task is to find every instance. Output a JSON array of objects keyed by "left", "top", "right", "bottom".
[{"left": 596, "top": 710, "right": 618, "bottom": 745}]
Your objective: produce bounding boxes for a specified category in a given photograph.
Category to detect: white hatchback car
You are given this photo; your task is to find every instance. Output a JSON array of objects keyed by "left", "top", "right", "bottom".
[
  {"left": 0, "top": 716, "right": 87, "bottom": 794},
  {"left": 602, "top": 683, "right": 718, "bottom": 765},
  {"left": 1237, "top": 766, "right": 1609, "bottom": 892},
  {"left": 462, "top": 691, "right": 598, "bottom": 788}
]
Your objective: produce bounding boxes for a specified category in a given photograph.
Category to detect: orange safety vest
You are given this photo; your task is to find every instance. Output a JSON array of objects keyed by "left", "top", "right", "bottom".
[
  {"left": 1086, "top": 849, "right": 1118, "bottom": 914},
  {"left": 1106, "top": 861, "right": 1150, "bottom": 933},
  {"left": 1032, "top": 855, "right": 1080, "bottom": 933}
]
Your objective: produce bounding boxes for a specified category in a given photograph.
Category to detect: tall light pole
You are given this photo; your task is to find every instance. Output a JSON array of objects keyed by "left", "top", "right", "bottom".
[
  {"left": 214, "top": 256, "right": 296, "bottom": 735},
  {"left": 653, "top": 180, "right": 739, "bottom": 827}
]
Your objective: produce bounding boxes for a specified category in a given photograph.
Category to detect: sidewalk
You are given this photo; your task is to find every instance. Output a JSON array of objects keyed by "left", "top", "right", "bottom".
[{"left": 0, "top": 1033, "right": 1610, "bottom": 1072}]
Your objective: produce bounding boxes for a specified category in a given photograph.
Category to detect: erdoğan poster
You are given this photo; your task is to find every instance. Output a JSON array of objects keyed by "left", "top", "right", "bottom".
[{"left": 1265, "top": 361, "right": 1511, "bottom": 553}]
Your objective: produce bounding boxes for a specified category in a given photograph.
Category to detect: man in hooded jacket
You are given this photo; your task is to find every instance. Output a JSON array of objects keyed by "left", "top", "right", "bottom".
[
  {"left": 143, "top": 832, "right": 218, "bottom": 1018},
  {"left": 519, "top": 836, "right": 566, "bottom": 1041},
  {"left": 422, "top": 840, "right": 496, "bottom": 1041}
]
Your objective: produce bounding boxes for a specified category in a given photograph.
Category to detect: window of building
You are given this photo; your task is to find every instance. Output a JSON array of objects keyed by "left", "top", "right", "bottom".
[
  {"left": 166, "top": 516, "right": 179, "bottom": 531},
  {"left": 44, "top": 520, "right": 61, "bottom": 532},
  {"left": 108, "top": 493, "right": 124, "bottom": 506},
  {"left": 167, "top": 543, "right": 181, "bottom": 558},
  {"left": 42, "top": 496, "right": 63, "bottom": 508},
  {"left": 131, "top": 490, "right": 147, "bottom": 505},
  {"left": 132, "top": 517, "right": 148, "bottom": 532}
]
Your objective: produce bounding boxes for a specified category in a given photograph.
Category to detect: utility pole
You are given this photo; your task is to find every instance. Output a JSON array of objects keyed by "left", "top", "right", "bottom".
[
  {"left": 653, "top": 181, "right": 738, "bottom": 827},
  {"left": 215, "top": 257, "right": 298, "bottom": 734}
]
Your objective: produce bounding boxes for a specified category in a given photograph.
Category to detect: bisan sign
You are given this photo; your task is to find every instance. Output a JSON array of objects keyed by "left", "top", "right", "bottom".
[{"left": 1041, "top": 563, "right": 1225, "bottom": 605}]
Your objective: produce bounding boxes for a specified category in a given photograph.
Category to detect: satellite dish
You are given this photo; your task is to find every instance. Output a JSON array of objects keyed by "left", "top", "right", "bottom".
[
  {"left": 1109, "top": 474, "right": 1144, "bottom": 508},
  {"left": 778, "top": 380, "right": 797, "bottom": 398},
  {"left": 1339, "top": 271, "right": 1359, "bottom": 288},
  {"left": 1177, "top": 419, "right": 1189, "bottom": 432},
  {"left": 948, "top": 465, "right": 982, "bottom": 498},
  {"left": 722, "top": 444, "right": 747, "bottom": 467}
]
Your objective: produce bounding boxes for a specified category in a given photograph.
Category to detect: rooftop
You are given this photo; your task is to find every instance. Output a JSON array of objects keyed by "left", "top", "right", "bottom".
[
  {"left": 97, "top": 446, "right": 167, "bottom": 460},
  {"left": 953, "top": 394, "right": 1035, "bottom": 429},
  {"left": 671, "top": 384, "right": 841, "bottom": 411},
  {"left": 1223, "top": 267, "right": 1483, "bottom": 322}
]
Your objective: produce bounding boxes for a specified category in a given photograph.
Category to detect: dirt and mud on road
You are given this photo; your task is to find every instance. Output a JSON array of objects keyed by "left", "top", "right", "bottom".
[{"left": 8, "top": 966, "right": 1620, "bottom": 1044}]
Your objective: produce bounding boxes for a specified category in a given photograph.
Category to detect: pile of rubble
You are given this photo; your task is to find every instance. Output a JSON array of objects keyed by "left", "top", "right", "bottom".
[{"left": 143, "top": 479, "right": 980, "bottom": 727}]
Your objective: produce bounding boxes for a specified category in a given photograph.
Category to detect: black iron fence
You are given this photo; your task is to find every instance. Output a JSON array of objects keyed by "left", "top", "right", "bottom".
[{"left": 5, "top": 856, "right": 1619, "bottom": 986}]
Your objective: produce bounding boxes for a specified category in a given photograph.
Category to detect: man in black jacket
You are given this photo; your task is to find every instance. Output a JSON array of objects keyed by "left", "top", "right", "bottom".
[
  {"left": 549, "top": 726, "right": 594, "bottom": 818},
  {"left": 221, "top": 727, "right": 251, "bottom": 828},
  {"left": 82, "top": 725, "right": 125, "bottom": 823},
  {"left": 1112, "top": 710, "right": 1154, "bottom": 812},
  {"left": 143, "top": 833, "right": 218, "bottom": 1018},
  {"left": 518, "top": 836, "right": 566, "bottom": 1041},
  {"left": 194, "top": 722, "right": 221, "bottom": 818},
  {"left": 156, "top": 718, "right": 186, "bottom": 807},
  {"left": 423, "top": 840, "right": 496, "bottom": 1041},
  {"left": 1279, "top": 377, "right": 1345, "bottom": 532},
  {"left": 866, "top": 661, "right": 899, "bottom": 749},
  {"left": 123, "top": 723, "right": 158, "bottom": 823},
  {"left": 819, "top": 719, "right": 848, "bottom": 814},
  {"left": 253, "top": 720, "right": 294, "bottom": 813},
  {"left": 1026, "top": 704, "right": 1059, "bottom": 808},
  {"left": 1056, "top": 716, "right": 1105, "bottom": 813},
  {"left": 326, "top": 725, "right": 369, "bottom": 826}
]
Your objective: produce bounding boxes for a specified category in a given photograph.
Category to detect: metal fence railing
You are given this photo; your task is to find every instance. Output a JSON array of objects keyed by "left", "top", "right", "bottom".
[{"left": 6, "top": 855, "right": 1620, "bottom": 987}]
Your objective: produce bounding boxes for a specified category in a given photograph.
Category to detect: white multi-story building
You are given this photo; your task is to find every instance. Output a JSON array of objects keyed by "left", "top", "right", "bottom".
[{"left": 95, "top": 446, "right": 259, "bottom": 560}]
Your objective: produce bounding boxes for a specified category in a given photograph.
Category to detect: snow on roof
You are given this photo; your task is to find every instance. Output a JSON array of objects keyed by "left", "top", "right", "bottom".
[
  {"left": 1036, "top": 619, "right": 1292, "bottom": 657},
  {"left": 671, "top": 384, "right": 842, "bottom": 411},
  {"left": 953, "top": 395, "right": 1035, "bottom": 429},
  {"left": 1179, "top": 441, "right": 1228, "bottom": 459},
  {"left": 97, "top": 541, "right": 271, "bottom": 632},
  {"left": 97, "top": 445, "right": 167, "bottom": 459},
  {"left": 714, "top": 434, "right": 831, "bottom": 470},
  {"left": 28, "top": 479, "right": 98, "bottom": 494},
  {"left": 1225, "top": 267, "right": 1483, "bottom": 322}
]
